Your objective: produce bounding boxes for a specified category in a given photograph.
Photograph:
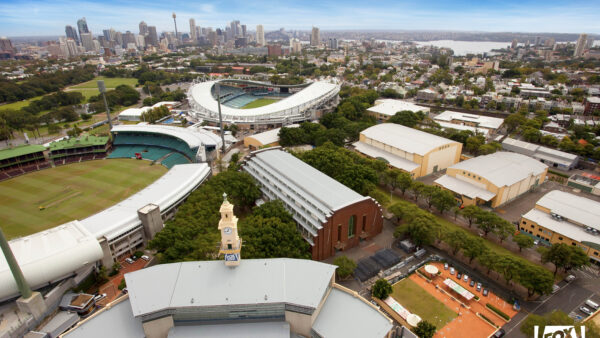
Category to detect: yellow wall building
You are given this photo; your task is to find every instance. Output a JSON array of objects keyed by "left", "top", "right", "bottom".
[
  {"left": 520, "top": 190, "right": 600, "bottom": 263},
  {"left": 353, "top": 123, "right": 462, "bottom": 178},
  {"left": 435, "top": 152, "right": 548, "bottom": 208}
]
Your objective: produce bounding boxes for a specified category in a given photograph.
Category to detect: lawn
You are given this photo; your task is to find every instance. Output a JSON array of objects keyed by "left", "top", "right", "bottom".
[
  {"left": 0, "top": 159, "right": 167, "bottom": 239},
  {"left": 0, "top": 95, "right": 44, "bottom": 111},
  {"left": 69, "top": 76, "right": 138, "bottom": 89},
  {"left": 242, "top": 98, "right": 278, "bottom": 109},
  {"left": 391, "top": 278, "right": 457, "bottom": 328}
]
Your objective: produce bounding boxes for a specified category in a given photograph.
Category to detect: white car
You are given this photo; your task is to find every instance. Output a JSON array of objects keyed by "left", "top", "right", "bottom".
[
  {"left": 580, "top": 306, "right": 593, "bottom": 316},
  {"left": 125, "top": 258, "right": 134, "bottom": 264},
  {"left": 463, "top": 275, "right": 469, "bottom": 282},
  {"left": 94, "top": 293, "right": 106, "bottom": 302},
  {"left": 450, "top": 267, "right": 455, "bottom": 275},
  {"left": 141, "top": 255, "right": 150, "bottom": 261}
]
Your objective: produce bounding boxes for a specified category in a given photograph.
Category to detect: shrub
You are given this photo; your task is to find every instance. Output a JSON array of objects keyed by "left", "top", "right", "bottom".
[
  {"left": 486, "top": 303, "right": 510, "bottom": 321},
  {"left": 479, "top": 313, "right": 499, "bottom": 328},
  {"left": 118, "top": 278, "right": 126, "bottom": 290}
]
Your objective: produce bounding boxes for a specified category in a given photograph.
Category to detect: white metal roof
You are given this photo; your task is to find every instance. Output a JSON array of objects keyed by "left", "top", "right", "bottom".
[
  {"left": 536, "top": 190, "right": 600, "bottom": 230},
  {"left": 367, "top": 99, "right": 430, "bottom": 116},
  {"left": 125, "top": 259, "right": 336, "bottom": 317},
  {"left": 118, "top": 107, "right": 152, "bottom": 118},
  {"left": 450, "top": 152, "right": 547, "bottom": 187},
  {"left": 312, "top": 288, "right": 393, "bottom": 338},
  {"left": 0, "top": 221, "right": 103, "bottom": 300},
  {"left": 434, "top": 174, "right": 496, "bottom": 201},
  {"left": 435, "top": 121, "right": 489, "bottom": 136},
  {"left": 189, "top": 80, "right": 339, "bottom": 118},
  {"left": 168, "top": 322, "right": 291, "bottom": 338},
  {"left": 502, "top": 137, "right": 539, "bottom": 155},
  {"left": 111, "top": 124, "right": 221, "bottom": 149},
  {"left": 245, "top": 124, "right": 299, "bottom": 146},
  {"left": 523, "top": 209, "right": 600, "bottom": 245},
  {"left": 80, "top": 163, "right": 211, "bottom": 240},
  {"left": 63, "top": 298, "right": 144, "bottom": 338},
  {"left": 353, "top": 141, "right": 420, "bottom": 172},
  {"left": 502, "top": 137, "right": 578, "bottom": 165},
  {"left": 360, "top": 123, "right": 459, "bottom": 156},
  {"left": 434, "top": 110, "right": 504, "bottom": 129}
]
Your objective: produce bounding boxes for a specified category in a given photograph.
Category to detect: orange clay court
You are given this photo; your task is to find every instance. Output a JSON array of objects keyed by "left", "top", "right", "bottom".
[{"left": 381, "top": 262, "right": 518, "bottom": 338}]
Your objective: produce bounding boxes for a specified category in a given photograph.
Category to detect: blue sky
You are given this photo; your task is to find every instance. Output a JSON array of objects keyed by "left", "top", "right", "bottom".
[{"left": 1, "top": 0, "right": 599, "bottom": 36}]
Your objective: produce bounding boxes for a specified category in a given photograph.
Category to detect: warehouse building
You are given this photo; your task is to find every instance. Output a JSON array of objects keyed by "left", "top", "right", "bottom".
[
  {"left": 353, "top": 123, "right": 462, "bottom": 178},
  {"left": 243, "top": 148, "right": 383, "bottom": 260},
  {"left": 366, "top": 99, "right": 430, "bottom": 122},
  {"left": 502, "top": 137, "right": 579, "bottom": 171},
  {"left": 243, "top": 124, "right": 299, "bottom": 150},
  {"left": 520, "top": 190, "right": 600, "bottom": 264},
  {"left": 433, "top": 110, "right": 504, "bottom": 135},
  {"left": 435, "top": 152, "right": 548, "bottom": 208}
]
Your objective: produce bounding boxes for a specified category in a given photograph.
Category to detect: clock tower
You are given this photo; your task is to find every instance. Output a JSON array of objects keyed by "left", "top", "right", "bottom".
[{"left": 218, "top": 193, "right": 242, "bottom": 267}]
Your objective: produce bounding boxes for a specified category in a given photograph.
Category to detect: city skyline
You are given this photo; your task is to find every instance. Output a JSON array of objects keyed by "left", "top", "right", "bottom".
[{"left": 1, "top": 0, "right": 600, "bottom": 37}]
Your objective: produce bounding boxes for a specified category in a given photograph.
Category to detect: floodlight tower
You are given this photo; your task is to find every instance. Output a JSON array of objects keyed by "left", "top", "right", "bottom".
[
  {"left": 97, "top": 80, "right": 113, "bottom": 130},
  {"left": 215, "top": 83, "right": 226, "bottom": 154}
]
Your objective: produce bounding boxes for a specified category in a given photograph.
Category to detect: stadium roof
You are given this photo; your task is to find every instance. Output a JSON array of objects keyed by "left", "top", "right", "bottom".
[
  {"left": 434, "top": 174, "right": 496, "bottom": 201},
  {"left": 125, "top": 259, "right": 336, "bottom": 317},
  {"left": 366, "top": 99, "right": 430, "bottom": 116},
  {"left": 48, "top": 135, "right": 109, "bottom": 151},
  {"left": 353, "top": 141, "right": 420, "bottom": 172},
  {"left": 111, "top": 124, "right": 222, "bottom": 149},
  {"left": 80, "top": 163, "right": 210, "bottom": 240},
  {"left": 360, "top": 123, "right": 459, "bottom": 156},
  {"left": 449, "top": 152, "right": 547, "bottom": 187},
  {"left": 312, "top": 287, "right": 393, "bottom": 338},
  {"left": 168, "top": 322, "right": 291, "bottom": 338},
  {"left": 434, "top": 110, "right": 504, "bottom": 129},
  {"left": 0, "top": 144, "right": 46, "bottom": 161},
  {"left": 189, "top": 80, "right": 339, "bottom": 119},
  {"left": 0, "top": 221, "right": 103, "bottom": 301},
  {"left": 535, "top": 190, "right": 600, "bottom": 230}
]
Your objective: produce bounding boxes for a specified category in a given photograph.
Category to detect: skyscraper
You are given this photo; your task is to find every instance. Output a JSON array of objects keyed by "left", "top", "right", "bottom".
[
  {"left": 310, "top": 27, "right": 320, "bottom": 47},
  {"left": 172, "top": 13, "right": 179, "bottom": 45},
  {"left": 329, "top": 38, "right": 338, "bottom": 50},
  {"left": 189, "top": 18, "right": 197, "bottom": 42},
  {"left": 574, "top": 33, "right": 587, "bottom": 57},
  {"left": 103, "top": 29, "right": 111, "bottom": 41},
  {"left": 147, "top": 26, "right": 159, "bottom": 47},
  {"left": 241, "top": 24, "right": 247, "bottom": 38},
  {"left": 139, "top": 21, "right": 148, "bottom": 36},
  {"left": 256, "top": 25, "right": 265, "bottom": 46},
  {"left": 77, "top": 17, "right": 89, "bottom": 39},
  {"left": 80, "top": 32, "right": 95, "bottom": 52},
  {"left": 65, "top": 25, "right": 79, "bottom": 44}
]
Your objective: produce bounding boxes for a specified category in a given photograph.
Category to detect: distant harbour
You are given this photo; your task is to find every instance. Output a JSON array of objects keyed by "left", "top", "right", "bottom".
[{"left": 413, "top": 40, "right": 511, "bottom": 56}]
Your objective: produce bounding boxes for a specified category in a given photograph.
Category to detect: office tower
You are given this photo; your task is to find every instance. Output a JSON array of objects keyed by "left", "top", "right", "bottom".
[
  {"left": 587, "top": 37, "right": 595, "bottom": 49},
  {"left": 511, "top": 39, "right": 518, "bottom": 49},
  {"left": 172, "top": 13, "right": 179, "bottom": 45},
  {"left": 291, "top": 38, "right": 302, "bottom": 54},
  {"left": 196, "top": 26, "right": 202, "bottom": 39},
  {"left": 148, "top": 26, "right": 159, "bottom": 46},
  {"left": 135, "top": 34, "right": 145, "bottom": 48},
  {"left": 124, "top": 31, "right": 136, "bottom": 46},
  {"left": 189, "top": 18, "right": 197, "bottom": 42},
  {"left": 256, "top": 24, "right": 265, "bottom": 46},
  {"left": 574, "top": 33, "right": 587, "bottom": 57},
  {"left": 114, "top": 31, "right": 123, "bottom": 47},
  {"left": 77, "top": 17, "right": 89, "bottom": 38},
  {"left": 80, "top": 32, "right": 95, "bottom": 51},
  {"left": 65, "top": 25, "right": 79, "bottom": 44},
  {"left": 545, "top": 38, "right": 555, "bottom": 48},
  {"left": 139, "top": 21, "right": 148, "bottom": 36},
  {"left": 534, "top": 36, "right": 541, "bottom": 46},
  {"left": 66, "top": 38, "right": 79, "bottom": 57},
  {"left": 103, "top": 29, "right": 111, "bottom": 41},
  {"left": 310, "top": 27, "right": 320, "bottom": 46},
  {"left": 329, "top": 38, "right": 338, "bottom": 50},
  {"left": 241, "top": 24, "right": 247, "bottom": 38},
  {"left": 0, "top": 37, "right": 14, "bottom": 52}
]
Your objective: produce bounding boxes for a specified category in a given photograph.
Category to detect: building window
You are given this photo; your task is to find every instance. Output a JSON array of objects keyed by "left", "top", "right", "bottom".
[
  {"left": 227, "top": 244, "right": 232, "bottom": 249},
  {"left": 337, "top": 225, "right": 341, "bottom": 242},
  {"left": 530, "top": 225, "right": 535, "bottom": 229},
  {"left": 522, "top": 220, "right": 526, "bottom": 224},
  {"left": 558, "top": 237, "right": 563, "bottom": 241},
  {"left": 362, "top": 215, "right": 367, "bottom": 233},
  {"left": 348, "top": 215, "right": 356, "bottom": 239},
  {"left": 594, "top": 252, "right": 598, "bottom": 256}
]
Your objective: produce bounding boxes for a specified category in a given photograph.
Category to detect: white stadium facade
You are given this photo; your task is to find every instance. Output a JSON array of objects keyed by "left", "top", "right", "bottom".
[{"left": 187, "top": 78, "right": 340, "bottom": 128}]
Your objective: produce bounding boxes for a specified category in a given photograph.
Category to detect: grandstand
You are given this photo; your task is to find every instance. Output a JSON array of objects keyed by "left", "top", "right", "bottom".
[
  {"left": 0, "top": 144, "right": 49, "bottom": 181},
  {"left": 49, "top": 135, "right": 111, "bottom": 166}
]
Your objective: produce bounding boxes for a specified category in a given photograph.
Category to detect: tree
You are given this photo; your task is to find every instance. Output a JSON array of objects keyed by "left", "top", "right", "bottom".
[
  {"left": 495, "top": 255, "right": 522, "bottom": 284},
  {"left": 477, "top": 250, "right": 497, "bottom": 275},
  {"left": 461, "top": 205, "right": 482, "bottom": 227},
  {"left": 372, "top": 279, "right": 393, "bottom": 299},
  {"left": 414, "top": 320, "right": 437, "bottom": 338},
  {"left": 542, "top": 243, "right": 573, "bottom": 275},
  {"left": 240, "top": 215, "right": 311, "bottom": 259},
  {"left": 410, "top": 181, "right": 425, "bottom": 202},
  {"left": 495, "top": 219, "right": 514, "bottom": 243},
  {"left": 421, "top": 185, "right": 439, "bottom": 209},
  {"left": 463, "top": 238, "right": 487, "bottom": 263},
  {"left": 397, "top": 172, "right": 413, "bottom": 196},
  {"left": 563, "top": 246, "right": 590, "bottom": 273},
  {"left": 251, "top": 200, "right": 293, "bottom": 223},
  {"left": 465, "top": 136, "right": 484, "bottom": 154},
  {"left": 432, "top": 189, "right": 456, "bottom": 214},
  {"left": 504, "top": 113, "right": 527, "bottom": 133},
  {"left": 401, "top": 214, "right": 440, "bottom": 247},
  {"left": 519, "top": 266, "right": 554, "bottom": 298},
  {"left": 333, "top": 256, "right": 357, "bottom": 279},
  {"left": 388, "top": 110, "right": 424, "bottom": 128},
  {"left": 444, "top": 230, "right": 468, "bottom": 255},
  {"left": 514, "top": 234, "right": 534, "bottom": 252}
]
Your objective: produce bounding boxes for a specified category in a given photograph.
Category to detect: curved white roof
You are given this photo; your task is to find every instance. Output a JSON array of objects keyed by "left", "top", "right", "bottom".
[
  {"left": 188, "top": 80, "right": 340, "bottom": 122},
  {"left": 360, "top": 123, "right": 460, "bottom": 156},
  {"left": 111, "top": 124, "right": 222, "bottom": 149},
  {"left": 81, "top": 163, "right": 211, "bottom": 240},
  {"left": 450, "top": 152, "right": 548, "bottom": 187},
  {"left": 0, "top": 221, "right": 103, "bottom": 300}
]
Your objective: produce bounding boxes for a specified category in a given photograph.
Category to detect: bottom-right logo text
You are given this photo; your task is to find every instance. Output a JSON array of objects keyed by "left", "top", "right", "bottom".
[{"left": 534, "top": 326, "right": 585, "bottom": 338}]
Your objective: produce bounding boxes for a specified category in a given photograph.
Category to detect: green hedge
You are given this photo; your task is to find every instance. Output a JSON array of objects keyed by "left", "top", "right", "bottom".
[
  {"left": 479, "top": 313, "right": 499, "bottom": 328},
  {"left": 486, "top": 303, "right": 510, "bottom": 321},
  {"left": 549, "top": 170, "right": 569, "bottom": 178}
]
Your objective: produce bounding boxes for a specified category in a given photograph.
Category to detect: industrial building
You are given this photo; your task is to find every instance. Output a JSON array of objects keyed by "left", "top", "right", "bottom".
[
  {"left": 366, "top": 99, "right": 430, "bottom": 122},
  {"left": 502, "top": 137, "right": 579, "bottom": 171},
  {"left": 118, "top": 101, "right": 179, "bottom": 121},
  {"left": 353, "top": 123, "right": 462, "bottom": 178},
  {"left": 243, "top": 124, "right": 299, "bottom": 150},
  {"left": 435, "top": 152, "right": 548, "bottom": 208},
  {"left": 433, "top": 110, "right": 504, "bottom": 135},
  {"left": 243, "top": 148, "right": 383, "bottom": 260},
  {"left": 520, "top": 190, "right": 600, "bottom": 264}
]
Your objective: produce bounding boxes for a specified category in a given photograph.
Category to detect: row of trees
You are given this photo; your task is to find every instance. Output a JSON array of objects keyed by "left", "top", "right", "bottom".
[
  {"left": 21, "top": 90, "right": 84, "bottom": 115},
  {"left": 141, "top": 105, "right": 170, "bottom": 123},
  {"left": 87, "top": 84, "right": 140, "bottom": 113}
]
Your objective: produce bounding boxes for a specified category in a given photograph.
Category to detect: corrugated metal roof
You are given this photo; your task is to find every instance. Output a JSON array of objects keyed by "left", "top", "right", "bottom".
[
  {"left": 434, "top": 110, "right": 504, "bottom": 129},
  {"left": 360, "top": 123, "right": 459, "bottom": 156},
  {"left": 62, "top": 298, "right": 144, "bottom": 338},
  {"left": 536, "top": 190, "right": 600, "bottom": 230},
  {"left": 367, "top": 99, "right": 430, "bottom": 116},
  {"left": 312, "top": 288, "right": 393, "bottom": 338},
  {"left": 111, "top": 124, "right": 222, "bottom": 149},
  {"left": 523, "top": 208, "right": 600, "bottom": 245},
  {"left": 434, "top": 174, "right": 496, "bottom": 201},
  {"left": 353, "top": 141, "right": 420, "bottom": 172},
  {"left": 449, "top": 152, "right": 547, "bottom": 187},
  {"left": 245, "top": 124, "right": 299, "bottom": 146},
  {"left": 125, "top": 259, "right": 336, "bottom": 318},
  {"left": 0, "top": 144, "right": 46, "bottom": 161},
  {"left": 168, "top": 322, "right": 290, "bottom": 338}
]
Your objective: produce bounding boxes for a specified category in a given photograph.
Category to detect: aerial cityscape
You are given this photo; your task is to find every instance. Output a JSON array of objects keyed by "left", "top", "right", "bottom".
[{"left": 0, "top": 1, "right": 600, "bottom": 338}]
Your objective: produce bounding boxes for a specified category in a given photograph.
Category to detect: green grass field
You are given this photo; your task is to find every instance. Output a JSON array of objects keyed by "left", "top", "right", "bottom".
[
  {"left": 391, "top": 278, "right": 457, "bottom": 328},
  {"left": 0, "top": 95, "right": 45, "bottom": 112},
  {"left": 69, "top": 76, "right": 138, "bottom": 89},
  {"left": 242, "top": 98, "right": 278, "bottom": 109},
  {"left": 0, "top": 159, "right": 167, "bottom": 239}
]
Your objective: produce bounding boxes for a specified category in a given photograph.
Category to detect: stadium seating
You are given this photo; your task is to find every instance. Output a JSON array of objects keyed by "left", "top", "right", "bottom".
[
  {"left": 224, "top": 94, "right": 259, "bottom": 108},
  {"left": 160, "top": 153, "right": 191, "bottom": 169},
  {"left": 112, "top": 132, "right": 197, "bottom": 160}
]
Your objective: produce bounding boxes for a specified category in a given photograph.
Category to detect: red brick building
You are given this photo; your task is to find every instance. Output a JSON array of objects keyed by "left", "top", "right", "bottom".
[
  {"left": 243, "top": 148, "right": 384, "bottom": 260},
  {"left": 584, "top": 97, "right": 600, "bottom": 115}
]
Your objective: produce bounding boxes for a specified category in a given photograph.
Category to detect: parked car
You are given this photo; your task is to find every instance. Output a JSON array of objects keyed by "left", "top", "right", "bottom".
[
  {"left": 444, "top": 263, "right": 449, "bottom": 270},
  {"left": 580, "top": 306, "right": 593, "bottom": 316},
  {"left": 141, "top": 255, "right": 150, "bottom": 261},
  {"left": 585, "top": 299, "right": 599, "bottom": 310},
  {"left": 463, "top": 275, "right": 469, "bottom": 282},
  {"left": 552, "top": 285, "right": 560, "bottom": 293},
  {"left": 130, "top": 255, "right": 138, "bottom": 261},
  {"left": 483, "top": 288, "right": 489, "bottom": 296},
  {"left": 565, "top": 275, "right": 576, "bottom": 282},
  {"left": 533, "top": 240, "right": 539, "bottom": 245},
  {"left": 457, "top": 272, "right": 462, "bottom": 279},
  {"left": 94, "top": 293, "right": 106, "bottom": 302},
  {"left": 469, "top": 280, "right": 475, "bottom": 287},
  {"left": 450, "top": 267, "right": 455, "bottom": 275},
  {"left": 476, "top": 283, "right": 482, "bottom": 292},
  {"left": 125, "top": 258, "right": 134, "bottom": 264},
  {"left": 493, "top": 329, "right": 506, "bottom": 337}
]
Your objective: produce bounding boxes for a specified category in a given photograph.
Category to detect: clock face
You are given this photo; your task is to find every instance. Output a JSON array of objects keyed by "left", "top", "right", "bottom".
[{"left": 224, "top": 227, "right": 232, "bottom": 234}]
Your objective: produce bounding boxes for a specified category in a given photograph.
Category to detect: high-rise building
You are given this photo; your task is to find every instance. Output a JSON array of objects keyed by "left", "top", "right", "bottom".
[
  {"left": 135, "top": 34, "right": 145, "bottom": 49},
  {"left": 102, "top": 29, "right": 111, "bottom": 41},
  {"left": 241, "top": 24, "right": 247, "bottom": 38},
  {"left": 77, "top": 17, "right": 89, "bottom": 38},
  {"left": 587, "top": 37, "right": 595, "bottom": 49},
  {"left": 267, "top": 44, "right": 282, "bottom": 57},
  {"left": 147, "top": 26, "right": 159, "bottom": 46},
  {"left": 65, "top": 25, "right": 79, "bottom": 44},
  {"left": 511, "top": 39, "right": 518, "bottom": 49},
  {"left": 0, "top": 37, "right": 14, "bottom": 53},
  {"left": 310, "top": 27, "right": 320, "bottom": 47},
  {"left": 534, "top": 36, "right": 541, "bottom": 46},
  {"left": 545, "top": 38, "right": 555, "bottom": 48},
  {"left": 172, "top": 13, "right": 179, "bottom": 45},
  {"left": 80, "top": 32, "right": 95, "bottom": 52},
  {"left": 329, "top": 38, "right": 338, "bottom": 50},
  {"left": 290, "top": 38, "right": 302, "bottom": 54},
  {"left": 574, "top": 33, "right": 587, "bottom": 57},
  {"left": 114, "top": 31, "right": 123, "bottom": 47},
  {"left": 139, "top": 21, "right": 148, "bottom": 36},
  {"left": 256, "top": 24, "right": 265, "bottom": 46},
  {"left": 189, "top": 18, "right": 197, "bottom": 42}
]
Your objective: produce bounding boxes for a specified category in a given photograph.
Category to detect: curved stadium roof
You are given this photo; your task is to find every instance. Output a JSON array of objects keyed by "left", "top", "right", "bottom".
[{"left": 111, "top": 124, "right": 222, "bottom": 149}]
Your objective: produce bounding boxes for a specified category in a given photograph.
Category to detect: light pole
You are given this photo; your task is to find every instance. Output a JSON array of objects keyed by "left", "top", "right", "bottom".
[
  {"left": 216, "top": 83, "right": 226, "bottom": 154},
  {"left": 97, "top": 80, "right": 113, "bottom": 130}
]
